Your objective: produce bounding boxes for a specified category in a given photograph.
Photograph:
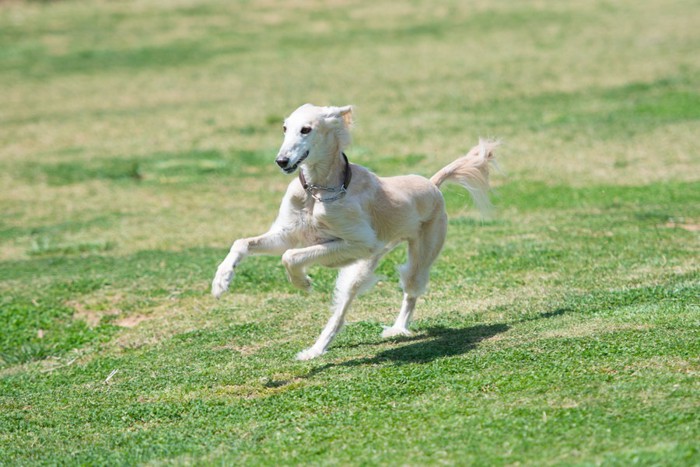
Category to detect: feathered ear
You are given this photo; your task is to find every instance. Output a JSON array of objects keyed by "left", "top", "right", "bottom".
[
  {"left": 338, "top": 105, "right": 353, "bottom": 127},
  {"left": 325, "top": 105, "right": 354, "bottom": 128}
]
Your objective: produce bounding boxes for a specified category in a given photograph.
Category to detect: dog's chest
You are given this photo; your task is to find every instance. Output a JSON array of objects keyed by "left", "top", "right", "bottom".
[{"left": 295, "top": 200, "right": 337, "bottom": 243}]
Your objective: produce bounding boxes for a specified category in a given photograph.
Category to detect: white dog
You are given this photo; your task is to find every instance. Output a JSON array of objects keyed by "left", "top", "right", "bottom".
[{"left": 212, "top": 104, "right": 497, "bottom": 360}]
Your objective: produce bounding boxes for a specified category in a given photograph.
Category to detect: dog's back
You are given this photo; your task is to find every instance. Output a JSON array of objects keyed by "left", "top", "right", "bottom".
[{"left": 341, "top": 165, "right": 445, "bottom": 245}]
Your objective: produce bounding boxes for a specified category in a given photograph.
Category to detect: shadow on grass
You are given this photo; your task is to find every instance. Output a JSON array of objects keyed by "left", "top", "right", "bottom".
[
  {"left": 281, "top": 308, "right": 574, "bottom": 383},
  {"left": 347, "top": 308, "right": 573, "bottom": 366},
  {"left": 287, "top": 323, "right": 509, "bottom": 384},
  {"left": 369, "top": 323, "right": 509, "bottom": 364}
]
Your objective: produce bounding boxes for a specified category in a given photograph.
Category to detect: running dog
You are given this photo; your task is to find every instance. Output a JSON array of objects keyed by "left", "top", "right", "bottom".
[{"left": 212, "top": 104, "right": 497, "bottom": 360}]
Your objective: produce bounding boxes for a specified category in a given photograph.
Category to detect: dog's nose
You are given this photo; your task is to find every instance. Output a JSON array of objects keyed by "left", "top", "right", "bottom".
[{"left": 276, "top": 157, "right": 289, "bottom": 169}]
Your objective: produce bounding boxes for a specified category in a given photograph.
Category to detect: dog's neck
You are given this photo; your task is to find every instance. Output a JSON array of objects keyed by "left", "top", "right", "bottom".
[{"left": 300, "top": 149, "right": 348, "bottom": 190}]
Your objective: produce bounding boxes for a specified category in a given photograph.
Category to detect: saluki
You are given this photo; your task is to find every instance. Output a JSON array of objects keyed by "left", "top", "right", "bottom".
[{"left": 212, "top": 104, "right": 497, "bottom": 360}]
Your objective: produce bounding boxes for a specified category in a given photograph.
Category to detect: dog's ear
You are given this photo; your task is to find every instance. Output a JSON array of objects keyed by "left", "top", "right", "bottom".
[
  {"left": 325, "top": 105, "right": 354, "bottom": 128},
  {"left": 337, "top": 105, "right": 353, "bottom": 128}
]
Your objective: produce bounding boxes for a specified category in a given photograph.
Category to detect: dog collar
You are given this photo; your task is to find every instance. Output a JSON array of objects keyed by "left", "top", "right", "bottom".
[{"left": 298, "top": 153, "right": 352, "bottom": 203}]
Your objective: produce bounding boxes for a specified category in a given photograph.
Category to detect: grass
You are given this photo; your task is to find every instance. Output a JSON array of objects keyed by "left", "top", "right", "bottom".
[{"left": 1, "top": 0, "right": 699, "bottom": 465}]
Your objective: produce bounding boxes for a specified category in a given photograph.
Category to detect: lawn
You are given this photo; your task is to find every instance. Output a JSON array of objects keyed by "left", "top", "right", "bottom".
[{"left": 1, "top": 0, "right": 698, "bottom": 465}]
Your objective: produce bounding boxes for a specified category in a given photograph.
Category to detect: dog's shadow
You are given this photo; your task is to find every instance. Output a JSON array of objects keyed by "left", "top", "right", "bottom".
[
  {"left": 287, "top": 322, "right": 508, "bottom": 383},
  {"left": 284, "top": 308, "right": 573, "bottom": 383},
  {"left": 364, "top": 323, "right": 508, "bottom": 365},
  {"left": 365, "top": 308, "right": 570, "bottom": 365},
  {"left": 262, "top": 309, "right": 572, "bottom": 387}
]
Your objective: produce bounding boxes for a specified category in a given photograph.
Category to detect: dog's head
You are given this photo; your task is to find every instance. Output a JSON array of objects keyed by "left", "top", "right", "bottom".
[{"left": 275, "top": 104, "right": 354, "bottom": 174}]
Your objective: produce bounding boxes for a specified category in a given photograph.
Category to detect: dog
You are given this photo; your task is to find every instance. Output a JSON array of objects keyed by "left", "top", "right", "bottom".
[{"left": 212, "top": 104, "right": 497, "bottom": 360}]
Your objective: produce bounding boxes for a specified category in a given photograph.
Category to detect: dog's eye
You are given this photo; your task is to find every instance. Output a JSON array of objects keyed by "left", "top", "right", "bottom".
[
  {"left": 283, "top": 125, "right": 287, "bottom": 133},
  {"left": 300, "top": 126, "right": 312, "bottom": 135}
]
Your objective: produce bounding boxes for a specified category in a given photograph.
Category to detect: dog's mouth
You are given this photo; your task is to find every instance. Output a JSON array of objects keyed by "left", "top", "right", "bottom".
[{"left": 282, "top": 151, "right": 309, "bottom": 174}]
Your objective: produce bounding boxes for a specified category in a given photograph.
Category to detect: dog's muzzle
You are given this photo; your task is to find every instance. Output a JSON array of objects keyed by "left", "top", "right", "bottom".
[{"left": 276, "top": 151, "right": 309, "bottom": 174}]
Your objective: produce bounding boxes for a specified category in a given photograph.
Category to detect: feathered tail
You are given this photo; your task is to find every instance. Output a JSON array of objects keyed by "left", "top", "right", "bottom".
[{"left": 430, "top": 139, "right": 499, "bottom": 216}]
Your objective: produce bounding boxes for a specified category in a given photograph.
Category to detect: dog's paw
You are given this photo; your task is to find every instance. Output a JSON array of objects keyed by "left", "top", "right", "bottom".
[
  {"left": 288, "top": 273, "right": 312, "bottom": 292},
  {"left": 296, "top": 347, "right": 324, "bottom": 361},
  {"left": 211, "top": 267, "right": 234, "bottom": 298},
  {"left": 381, "top": 326, "right": 413, "bottom": 339}
]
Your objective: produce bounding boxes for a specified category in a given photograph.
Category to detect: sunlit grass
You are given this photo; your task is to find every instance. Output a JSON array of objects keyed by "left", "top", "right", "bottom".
[{"left": 0, "top": 0, "right": 698, "bottom": 464}]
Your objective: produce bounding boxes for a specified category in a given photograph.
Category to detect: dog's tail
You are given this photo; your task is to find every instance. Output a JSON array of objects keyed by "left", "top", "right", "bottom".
[{"left": 430, "top": 139, "right": 499, "bottom": 216}]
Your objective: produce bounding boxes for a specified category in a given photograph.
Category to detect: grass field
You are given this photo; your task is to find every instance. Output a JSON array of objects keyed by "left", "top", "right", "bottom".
[{"left": 1, "top": 0, "right": 699, "bottom": 464}]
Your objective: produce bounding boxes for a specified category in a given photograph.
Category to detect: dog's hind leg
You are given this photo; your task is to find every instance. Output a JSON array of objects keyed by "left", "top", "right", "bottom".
[
  {"left": 383, "top": 212, "right": 447, "bottom": 338},
  {"left": 297, "top": 256, "right": 380, "bottom": 360}
]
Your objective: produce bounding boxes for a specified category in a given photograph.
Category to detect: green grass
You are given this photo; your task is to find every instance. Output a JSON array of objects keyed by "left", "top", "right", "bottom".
[{"left": 1, "top": 0, "right": 699, "bottom": 465}]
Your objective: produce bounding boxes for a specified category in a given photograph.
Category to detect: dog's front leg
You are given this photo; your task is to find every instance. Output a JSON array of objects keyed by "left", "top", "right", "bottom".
[
  {"left": 296, "top": 256, "right": 381, "bottom": 360},
  {"left": 280, "top": 238, "right": 378, "bottom": 360},
  {"left": 212, "top": 231, "right": 291, "bottom": 298}
]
